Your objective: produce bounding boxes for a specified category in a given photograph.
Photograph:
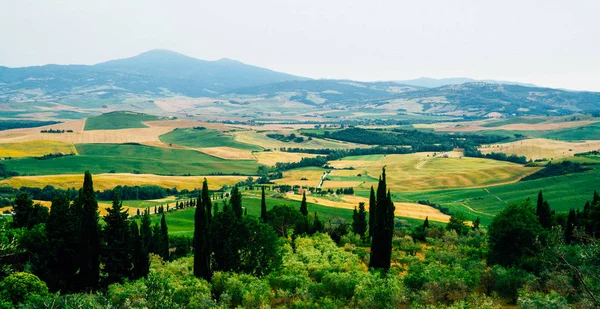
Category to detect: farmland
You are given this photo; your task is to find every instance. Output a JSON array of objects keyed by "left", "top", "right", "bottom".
[
  {"left": 159, "top": 128, "right": 262, "bottom": 151},
  {"left": 479, "top": 138, "right": 600, "bottom": 160},
  {"left": 84, "top": 111, "right": 160, "bottom": 130},
  {"left": 0, "top": 140, "right": 77, "bottom": 157}
]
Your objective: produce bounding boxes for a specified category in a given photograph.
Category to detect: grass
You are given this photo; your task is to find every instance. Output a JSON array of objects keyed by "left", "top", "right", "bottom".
[
  {"left": 0, "top": 140, "right": 77, "bottom": 157},
  {"left": 254, "top": 151, "right": 319, "bottom": 166},
  {"left": 3, "top": 143, "right": 260, "bottom": 176},
  {"left": 232, "top": 130, "right": 365, "bottom": 150},
  {"left": 357, "top": 167, "right": 600, "bottom": 226},
  {"left": 543, "top": 122, "right": 600, "bottom": 141},
  {"left": 159, "top": 128, "right": 262, "bottom": 151},
  {"left": 84, "top": 112, "right": 159, "bottom": 130},
  {"left": 479, "top": 138, "right": 600, "bottom": 160},
  {"left": 480, "top": 117, "right": 547, "bottom": 127},
  {"left": 326, "top": 153, "right": 536, "bottom": 192}
]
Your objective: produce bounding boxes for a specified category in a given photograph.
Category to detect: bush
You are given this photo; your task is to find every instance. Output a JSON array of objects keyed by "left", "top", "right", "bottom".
[
  {"left": 518, "top": 291, "right": 568, "bottom": 309},
  {"left": 0, "top": 272, "right": 49, "bottom": 305}
]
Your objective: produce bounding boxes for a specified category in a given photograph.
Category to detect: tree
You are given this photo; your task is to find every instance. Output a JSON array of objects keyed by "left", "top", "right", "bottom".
[
  {"left": 159, "top": 213, "right": 169, "bottom": 261},
  {"left": 194, "top": 178, "right": 211, "bottom": 281},
  {"left": 101, "top": 189, "right": 132, "bottom": 285},
  {"left": 210, "top": 208, "right": 281, "bottom": 276},
  {"left": 77, "top": 171, "right": 100, "bottom": 290},
  {"left": 423, "top": 216, "right": 430, "bottom": 229},
  {"left": 352, "top": 202, "right": 367, "bottom": 240},
  {"left": 488, "top": 201, "right": 544, "bottom": 268},
  {"left": 536, "top": 190, "right": 552, "bottom": 229},
  {"left": 230, "top": 186, "right": 243, "bottom": 219},
  {"left": 130, "top": 221, "right": 146, "bottom": 279},
  {"left": 370, "top": 168, "right": 395, "bottom": 271},
  {"left": 12, "top": 193, "right": 48, "bottom": 230},
  {"left": 0, "top": 272, "right": 49, "bottom": 306},
  {"left": 45, "top": 193, "right": 79, "bottom": 292},
  {"left": 312, "top": 211, "right": 324, "bottom": 234},
  {"left": 565, "top": 209, "right": 576, "bottom": 244},
  {"left": 472, "top": 217, "right": 481, "bottom": 230},
  {"left": 267, "top": 205, "right": 302, "bottom": 238},
  {"left": 260, "top": 186, "right": 267, "bottom": 222},
  {"left": 138, "top": 210, "right": 152, "bottom": 278},
  {"left": 368, "top": 186, "right": 376, "bottom": 239},
  {"left": 300, "top": 192, "right": 308, "bottom": 216},
  {"left": 447, "top": 212, "right": 468, "bottom": 235}
]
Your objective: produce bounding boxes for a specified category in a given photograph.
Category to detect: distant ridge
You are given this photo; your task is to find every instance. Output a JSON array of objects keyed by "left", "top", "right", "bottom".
[{"left": 396, "top": 77, "right": 537, "bottom": 88}]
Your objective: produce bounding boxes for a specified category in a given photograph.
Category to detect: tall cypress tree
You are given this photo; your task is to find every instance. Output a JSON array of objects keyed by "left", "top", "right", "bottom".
[
  {"left": 159, "top": 214, "right": 169, "bottom": 261},
  {"left": 46, "top": 193, "right": 79, "bottom": 292},
  {"left": 368, "top": 186, "right": 376, "bottom": 238},
  {"left": 260, "top": 187, "right": 267, "bottom": 222},
  {"left": 566, "top": 208, "right": 576, "bottom": 244},
  {"left": 230, "top": 186, "right": 243, "bottom": 219},
  {"left": 300, "top": 192, "right": 308, "bottom": 216},
  {"left": 101, "top": 189, "right": 132, "bottom": 285},
  {"left": 130, "top": 221, "right": 145, "bottom": 279},
  {"left": 536, "top": 190, "right": 552, "bottom": 229},
  {"left": 194, "top": 178, "right": 211, "bottom": 280},
  {"left": 201, "top": 179, "right": 212, "bottom": 225},
  {"left": 139, "top": 210, "right": 152, "bottom": 277},
  {"left": 370, "top": 168, "right": 395, "bottom": 271},
  {"left": 77, "top": 171, "right": 100, "bottom": 290},
  {"left": 352, "top": 202, "right": 367, "bottom": 240},
  {"left": 423, "top": 216, "right": 430, "bottom": 229}
]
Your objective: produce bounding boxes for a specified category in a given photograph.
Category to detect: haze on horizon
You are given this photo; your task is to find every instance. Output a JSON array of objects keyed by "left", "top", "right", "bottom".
[{"left": 0, "top": 0, "right": 598, "bottom": 91}]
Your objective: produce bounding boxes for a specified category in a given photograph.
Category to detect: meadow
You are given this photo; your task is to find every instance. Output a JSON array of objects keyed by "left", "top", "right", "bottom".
[
  {"left": 159, "top": 128, "right": 262, "bottom": 151},
  {"left": 84, "top": 111, "right": 160, "bottom": 130},
  {"left": 3, "top": 143, "right": 260, "bottom": 176}
]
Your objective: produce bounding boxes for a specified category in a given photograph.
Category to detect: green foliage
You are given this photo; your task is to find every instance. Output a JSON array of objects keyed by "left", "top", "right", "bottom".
[
  {"left": 77, "top": 171, "right": 100, "bottom": 289},
  {"left": 230, "top": 186, "right": 242, "bottom": 219},
  {"left": 447, "top": 212, "right": 469, "bottom": 235},
  {"left": 11, "top": 193, "right": 48, "bottom": 230},
  {"left": 0, "top": 272, "right": 49, "bottom": 305},
  {"left": 488, "top": 202, "right": 544, "bottom": 269},
  {"left": 519, "top": 291, "right": 569, "bottom": 309},
  {"left": 352, "top": 202, "right": 367, "bottom": 240},
  {"left": 193, "top": 179, "right": 211, "bottom": 281},
  {"left": 370, "top": 168, "right": 395, "bottom": 271},
  {"left": 102, "top": 190, "right": 133, "bottom": 285}
]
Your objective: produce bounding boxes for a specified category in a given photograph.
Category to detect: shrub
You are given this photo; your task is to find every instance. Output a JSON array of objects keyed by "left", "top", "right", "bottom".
[{"left": 0, "top": 272, "right": 49, "bottom": 305}]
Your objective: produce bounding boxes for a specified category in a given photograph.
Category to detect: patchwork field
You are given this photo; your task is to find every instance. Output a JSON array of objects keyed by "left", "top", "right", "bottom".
[
  {"left": 0, "top": 140, "right": 78, "bottom": 157},
  {"left": 326, "top": 152, "right": 537, "bottom": 192},
  {"left": 2, "top": 143, "right": 261, "bottom": 176},
  {"left": 0, "top": 173, "right": 246, "bottom": 191},
  {"left": 479, "top": 138, "right": 600, "bottom": 160}
]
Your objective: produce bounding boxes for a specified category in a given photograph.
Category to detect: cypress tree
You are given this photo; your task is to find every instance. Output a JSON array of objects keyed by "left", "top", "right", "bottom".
[
  {"left": 566, "top": 208, "right": 576, "bottom": 244},
  {"left": 423, "top": 216, "right": 430, "bottom": 229},
  {"left": 313, "top": 212, "right": 324, "bottom": 233},
  {"left": 260, "top": 187, "right": 268, "bottom": 222},
  {"left": 160, "top": 214, "right": 169, "bottom": 261},
  {"left": 78, "top": 171, "right": 100, "bottom": 290},
  {"left": 11, "top": 192, "right": 33, "bottom": 229},
  {"left": 352, "top": 202, "right": 367, "bottom": 240},
  {"left": 300, "top": 192, "right": 308, "bottom": 216},
  {"left": 201, "top": 179, "right": 212, "bottom": 224},
  {"left": 472, "top": 217, "right": 481, "bottom": 230},
  {"left": 139, "top": 210, "right": 152, "bottom": 277},
  {"left": 194, "top": 178, "right": 211, "bottom": 280},
  {"left": 536, "top": 190, "right": 552, "bottom": 229},
  {"left": 370, "top": 168, "right": 395, "bottom": 272},
  {"left": 368, "top": 186, "right": 376, "bottom": 238},
  {"left": 151, "top": 224, "right": 162, "bottom": 255},
  {"left": 230, "top": 186, "right": 243, "bottom": 219},
  {"left": 130, "top": 221, "right": 146, "bottom": 279},
  {"left": 46, "top": 193, "right": 79, "bottom": 292},
  {"left": 101, "top": 189, "right": 132, "bottom": 285}
]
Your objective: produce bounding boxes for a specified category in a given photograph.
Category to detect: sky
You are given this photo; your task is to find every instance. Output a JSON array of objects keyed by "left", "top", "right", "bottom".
[{"left": 0, "top": 0, "right": 599, "bottom": 91}]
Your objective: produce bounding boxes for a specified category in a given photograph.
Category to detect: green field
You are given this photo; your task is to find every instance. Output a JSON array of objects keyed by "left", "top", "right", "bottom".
[
  {"left": 4, "top": 143, "right": 260, "bottom": 176},
  {"left": 159, "top": 128, "right": 262, "bottom": 151},
  {"left": 149, "top": 193, "right": 430, "bottom": 236},
  {"left": 543, "top": 122, "right": 600, "bottom": 141},
  {"left": 355, "top": 167, "right": 600, "bottom": 226},
  {"left": 84, "top": 112, "right": 160, "bottom": 130},
  {"left": 480, "top": 117, "right": 547, "bottom": 127}
]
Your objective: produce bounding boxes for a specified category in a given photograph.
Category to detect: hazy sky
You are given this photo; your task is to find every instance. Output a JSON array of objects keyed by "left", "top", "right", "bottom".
[{"left": 1, "top": 0, "right": 599, "bottom": 91}]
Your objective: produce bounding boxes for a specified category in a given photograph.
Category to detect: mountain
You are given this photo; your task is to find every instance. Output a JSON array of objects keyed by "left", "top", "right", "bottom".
[
  {"left": 396, "top": 77, "right": 537, "bottom": 88},
  {"left": 0, "top": 49, "right": 307, "bottom": 101}
]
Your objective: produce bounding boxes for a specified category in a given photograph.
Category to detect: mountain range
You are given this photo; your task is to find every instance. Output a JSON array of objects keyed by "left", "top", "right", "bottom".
[{"left": 1, "top": 49, "right": 599, "bottom": 117}]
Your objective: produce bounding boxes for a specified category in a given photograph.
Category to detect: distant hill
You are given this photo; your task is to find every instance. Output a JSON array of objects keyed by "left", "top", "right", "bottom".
[
  {"left": 0, "top": 49, "right": 307, "bottom": 101},
  {"left": 396, "top": 77, "right": 537, "bottom": 88}
]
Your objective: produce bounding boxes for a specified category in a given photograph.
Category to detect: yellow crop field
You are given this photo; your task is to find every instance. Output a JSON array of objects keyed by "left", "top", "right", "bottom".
[
  {"left": 0, "top": 140, "right": 78, "bottom": 157},
  {"left": 327, "top": 152, "right": 537, "bottom": 192},
  {"left": 197, "top": 147, "right": 256, "bottom": 160},
  {"left": 0, "top": 173, "right": 247, "bottom": 191},
  {"left": 479, "top": 138, "right": 600, "bottom": 160},
  {"left": 254, "top": 151, "right": 318, "bottom": 166},
  {"left": 285, "top": 193, "right": 450, "bottom": 222},
  {"left": 273, "top": 167, "right": 328, "bottom": 188}
]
